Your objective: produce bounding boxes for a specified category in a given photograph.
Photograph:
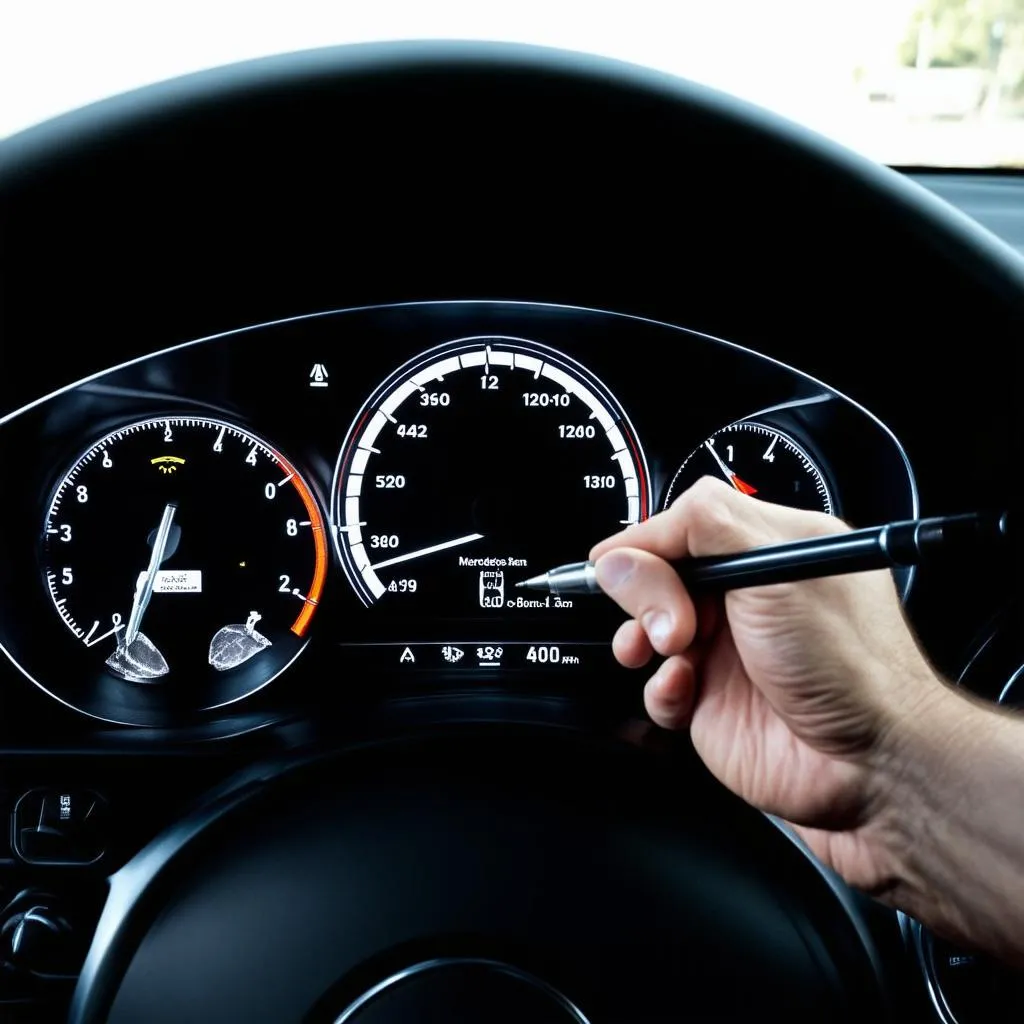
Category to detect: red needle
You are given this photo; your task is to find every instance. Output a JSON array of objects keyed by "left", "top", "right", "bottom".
[{"left": 702, "top": 439, "right": 759, "bottom": 497}]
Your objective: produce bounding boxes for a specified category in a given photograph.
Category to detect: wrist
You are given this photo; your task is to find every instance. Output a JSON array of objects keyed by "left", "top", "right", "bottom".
[{"left": 864, "top": 676, "right": 1008, "bottom": 925}]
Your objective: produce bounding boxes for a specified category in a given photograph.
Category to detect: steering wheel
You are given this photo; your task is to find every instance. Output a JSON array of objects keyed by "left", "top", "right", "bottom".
[
  {"left": 67, "top": 726, "right": 890, "bottom": 1022},
  {"left": 1, "top": 43, "right": 1021, "bottom": 1023}
]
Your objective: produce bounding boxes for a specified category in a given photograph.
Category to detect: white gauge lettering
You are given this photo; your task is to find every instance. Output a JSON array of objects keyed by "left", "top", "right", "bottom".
[
  {"left": 526, "top": 646, "right": 561, "bottom": 664},
  {"left": 387, "top": 579, "right": 418, "bottom": 593},
  {"left": 559, "top": 425, "right": 596, "bottom": 439},
  {"left": 84, "top": 622, "right": 121, "bottom": 648},
  {"left": 523, "top": 393, "right": 570, "bottom": 407}
]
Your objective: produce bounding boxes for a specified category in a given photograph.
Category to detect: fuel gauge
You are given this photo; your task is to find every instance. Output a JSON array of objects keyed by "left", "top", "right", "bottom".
[{"left": 664, "top": 421, "right": 835, "bottom": 515}]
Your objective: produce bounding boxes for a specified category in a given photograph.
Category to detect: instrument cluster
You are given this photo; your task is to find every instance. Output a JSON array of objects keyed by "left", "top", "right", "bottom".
[{"left": 0, "top": 301, "right": 916, "bottom": 726}]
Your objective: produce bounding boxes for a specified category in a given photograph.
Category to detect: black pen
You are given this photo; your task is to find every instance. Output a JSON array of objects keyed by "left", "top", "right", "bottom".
[{"left": 515, "top": 511, "right": 1009, "bottom": 595}]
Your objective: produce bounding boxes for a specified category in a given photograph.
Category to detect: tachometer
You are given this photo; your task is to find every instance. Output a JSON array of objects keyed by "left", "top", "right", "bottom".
[
  {"left": 332, "top": 337, "right": 649, "bottom": 615},
  {"left": 42, "top": 417, "right": 326, "bottom": 707},
  {"left": 664, "top": 421, "right": 835, "bottom": 515}
]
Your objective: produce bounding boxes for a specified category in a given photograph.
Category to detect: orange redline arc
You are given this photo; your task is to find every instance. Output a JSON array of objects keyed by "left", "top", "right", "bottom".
[{"left": 279, "top": 454, "right": 327, "bottom": 638}]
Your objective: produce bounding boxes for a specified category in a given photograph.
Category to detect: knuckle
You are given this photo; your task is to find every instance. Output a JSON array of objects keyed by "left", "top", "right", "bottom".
[
  {"left": 690, "top": 491, "right": 748, "bottom": 551},
  {"left": 671, "top": 475, "right": 716, "bottom": 514},
  {"left": 813, "top": 511, "right": 850, "bottom": 536},
  {"left": 689, "top": 475, "right": 732, "bottom": 504}
]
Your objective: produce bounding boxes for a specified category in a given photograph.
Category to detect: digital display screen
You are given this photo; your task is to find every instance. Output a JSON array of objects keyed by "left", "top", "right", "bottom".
[{"left": 337, "top": 641, "right": 614, "bottom": 674}]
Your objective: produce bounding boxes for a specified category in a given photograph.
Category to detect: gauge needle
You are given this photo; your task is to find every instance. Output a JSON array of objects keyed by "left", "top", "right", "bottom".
[
  {"left": 123, "top": 503, "right": 178, "bottom": 647},
  {"left": 704, "top": 440, "right": 758, "bottom": 496},
  {"left": 369, "top": 532, "right": 484, "bottom": 571}
]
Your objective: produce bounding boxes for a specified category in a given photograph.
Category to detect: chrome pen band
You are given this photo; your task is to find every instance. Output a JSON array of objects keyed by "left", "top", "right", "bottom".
[
  {"left": 545, "top": 561, "right": 599, "bottom": 595},
  {"left": 518, "top": 561, "right": 600, "bottom": 595}
]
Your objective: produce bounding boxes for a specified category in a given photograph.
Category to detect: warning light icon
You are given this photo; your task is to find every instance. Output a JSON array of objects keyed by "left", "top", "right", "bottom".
[{"left": 151, "top": 456, "right": 186, "bottom": 475}]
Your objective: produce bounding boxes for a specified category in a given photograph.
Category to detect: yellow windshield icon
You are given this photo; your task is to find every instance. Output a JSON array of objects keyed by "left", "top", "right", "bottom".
[{"left": 151, "top": 455, "right": 186, "bottom": 474}]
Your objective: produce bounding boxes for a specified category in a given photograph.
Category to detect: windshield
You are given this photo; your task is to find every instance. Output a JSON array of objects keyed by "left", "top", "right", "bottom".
[{"left": 3, "top": 0, "right": 1023, "bottom": 168}]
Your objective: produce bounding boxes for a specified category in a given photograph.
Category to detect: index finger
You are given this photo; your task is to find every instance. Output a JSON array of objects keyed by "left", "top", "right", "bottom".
[{"left": 590, "top": 475, "right": 845, "bottom": 562}]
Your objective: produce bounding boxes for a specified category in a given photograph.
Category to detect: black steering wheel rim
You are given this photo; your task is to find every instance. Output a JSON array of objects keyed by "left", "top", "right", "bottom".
[
  {"left": 70, "top": 722, "right": 890, "bottom": 1023},
  {"left": 1, "top": 40, "right": 1023, "bottom": 422}
]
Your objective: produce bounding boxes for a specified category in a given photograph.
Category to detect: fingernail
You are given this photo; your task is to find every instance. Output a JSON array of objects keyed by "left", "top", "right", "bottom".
[
  {"left": 595, "top": 551, "right": 635, "bottom": 591},
  {"left": 645, "top": 612, "right": 672, "bottom": 649}
]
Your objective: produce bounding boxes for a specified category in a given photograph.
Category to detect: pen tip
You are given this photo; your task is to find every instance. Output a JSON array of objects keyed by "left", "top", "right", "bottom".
[{"left": 514, "top": 581, "right": 525, "bottom": 588}]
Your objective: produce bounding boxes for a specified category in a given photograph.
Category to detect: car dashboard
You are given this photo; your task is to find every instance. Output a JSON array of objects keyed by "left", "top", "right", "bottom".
[
  {"left": 0, "top": 299, "right": 917, "bottom": 728},
  {"left": 0, "top": 41, "right": 1022, "bottom": 1024}
]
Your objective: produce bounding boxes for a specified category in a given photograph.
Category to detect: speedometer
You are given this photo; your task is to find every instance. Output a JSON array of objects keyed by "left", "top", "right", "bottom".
[{"left": 332, "top": 337, "right": 649, "bottom": 618}]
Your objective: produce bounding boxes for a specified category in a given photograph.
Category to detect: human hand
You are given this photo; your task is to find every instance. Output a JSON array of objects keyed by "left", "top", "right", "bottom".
[{"left": 590, "top": 476, "right": 945, "bottom": 893}]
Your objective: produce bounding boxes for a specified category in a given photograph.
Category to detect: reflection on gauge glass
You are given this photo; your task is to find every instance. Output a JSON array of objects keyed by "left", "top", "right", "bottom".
[
  {"left": 999, "top": 664, "right": 1024, "bottom": 706},
  {"left": 918, "top": 922, "right": 1024, "bottom": 1023},
  {"left": 664, "top": 421, "right": 834, "bottom": 515},
  {"left": 42, "top": 417, "right": 326, "bottom": 701},
  {"left": 332, "top": 336, "right": 650, "bottom": 613}
]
